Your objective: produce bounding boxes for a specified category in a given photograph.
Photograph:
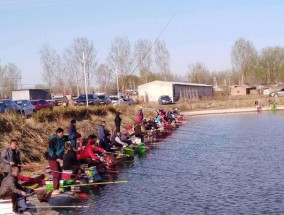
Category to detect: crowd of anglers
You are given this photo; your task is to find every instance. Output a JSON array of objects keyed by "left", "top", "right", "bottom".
[{"left": 0, "top": 107, "right": 183, "bottom": 213}]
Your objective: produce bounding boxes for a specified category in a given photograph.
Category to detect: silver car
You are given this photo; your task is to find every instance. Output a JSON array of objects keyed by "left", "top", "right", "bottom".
[
  {"left": 270, "top": 88, "right": 284, "bottom": 97},
  {"left": 15, "top": 100, "right": 35, "bottom": 116}
]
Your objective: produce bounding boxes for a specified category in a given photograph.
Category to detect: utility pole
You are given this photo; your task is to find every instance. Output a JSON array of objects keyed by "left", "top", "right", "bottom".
[
  {"left": 116, "top": 66, "right": 120, "bottom": 104},
  {"left": 82, "top": 52, "right": 88, "bottom": 107}
]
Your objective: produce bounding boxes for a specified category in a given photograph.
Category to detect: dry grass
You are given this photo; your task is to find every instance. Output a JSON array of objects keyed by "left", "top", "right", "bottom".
[{"left": 1, "top": 96, "right": 283, "bottom": 170}]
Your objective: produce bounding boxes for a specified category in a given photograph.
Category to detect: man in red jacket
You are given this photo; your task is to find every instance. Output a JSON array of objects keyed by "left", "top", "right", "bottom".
[{"left": 77, "top": 135, "right": 106, "bottom": 166}]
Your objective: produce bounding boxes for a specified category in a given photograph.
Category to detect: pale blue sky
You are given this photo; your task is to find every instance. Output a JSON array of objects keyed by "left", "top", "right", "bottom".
[{"left": 1, "top": 0, "right": 284, "bottom": 87}]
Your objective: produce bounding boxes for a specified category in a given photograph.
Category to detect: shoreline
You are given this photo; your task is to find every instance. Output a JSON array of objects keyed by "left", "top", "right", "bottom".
[{"left": 182, "top": 105, "right": 284, "bottom": 116}]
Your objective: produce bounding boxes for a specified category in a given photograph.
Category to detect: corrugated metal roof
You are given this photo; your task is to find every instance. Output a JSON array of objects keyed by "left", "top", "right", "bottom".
[{"left": 138, "top": 80, "right": 212, "bottom": 87}]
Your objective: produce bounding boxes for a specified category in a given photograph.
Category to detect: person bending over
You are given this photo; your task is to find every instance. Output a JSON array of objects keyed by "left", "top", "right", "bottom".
[
  {"left": 47, "top": 128, "right": 81, "bottom": 196},
  {"left": 63, "top": 143, "right": 80, "bottom": 175}
]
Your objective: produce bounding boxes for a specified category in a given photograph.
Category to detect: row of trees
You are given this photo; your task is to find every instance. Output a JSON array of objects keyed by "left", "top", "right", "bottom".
[
  {"left": 189, "top": 38, "right": 284, "bottom": 86},
  {"left": 39, "top": 37, "right": 172, "bottom": 95},
  {"left": 0, "top": 62, "right": 21, "bottom": 98}
]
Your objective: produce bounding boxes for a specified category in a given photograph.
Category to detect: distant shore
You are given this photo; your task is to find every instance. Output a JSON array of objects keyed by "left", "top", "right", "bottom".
[{"left": 182, "top": 106, "right": 284, "bottom": 116}]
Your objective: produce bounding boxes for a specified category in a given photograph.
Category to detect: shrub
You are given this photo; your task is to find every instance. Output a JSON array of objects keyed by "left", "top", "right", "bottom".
[
  {"left": 0, "top": 117, "right": 12, "bottom": 133},
  {"left": 32, "top": 106, "right": 114, "bottom": 122}
]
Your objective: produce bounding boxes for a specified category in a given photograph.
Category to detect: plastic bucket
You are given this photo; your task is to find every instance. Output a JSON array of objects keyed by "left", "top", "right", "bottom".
[
  {"left": 124, "top": 147, "right": 135, "bottom": 156},
  {"left": 61, "top": 170, "right": 73, "bottom": 180},
  {"left": 45, "top": 180, "right": 53, "bottom": 191}
]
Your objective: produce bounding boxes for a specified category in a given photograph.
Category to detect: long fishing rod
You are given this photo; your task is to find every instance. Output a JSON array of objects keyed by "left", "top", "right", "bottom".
[
  {"left": 119, "top": 170, "right": 184, "bottom": 180},
  {"left": 124, "top": 13, "right": 176, "bottom": 83},
  {"left": 61, "top": 180, "right": 127, "bottom": 188},
  {"left": 27, "top": 205, "right": 90, "bottom": 209}
]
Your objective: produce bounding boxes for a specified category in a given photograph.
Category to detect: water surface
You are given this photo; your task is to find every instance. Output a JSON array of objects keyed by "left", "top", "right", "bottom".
[{"left": 62, "top": 111, "right": 284, "bottom": 215}]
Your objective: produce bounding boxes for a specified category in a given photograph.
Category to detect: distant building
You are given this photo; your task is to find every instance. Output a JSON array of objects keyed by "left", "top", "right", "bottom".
[
  {"left": 138, "top": 80, "right": 213, "bottom": 103},
  {"left": 12, "top": 89, "right": 51, "bottom": 100},
  {"left": 230, "top": 85, "right": 257, "bottom": 96}
]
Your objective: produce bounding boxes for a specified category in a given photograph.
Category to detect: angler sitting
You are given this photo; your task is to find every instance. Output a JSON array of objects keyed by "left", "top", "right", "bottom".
[
  {"left": 112, "top": 131, "right": 129, "bottom": 148},
  {"left": 77, "top": 135, "right": 106, "bottom": 166},
  {"left": 100, "top": 132, "right": 113, "bottom": 152},
  {"left": 63, "top": 143, "right": 80, "bottom": 175},
  {"left": 0, "top": 166, "right": 27, "bottom": 213}
]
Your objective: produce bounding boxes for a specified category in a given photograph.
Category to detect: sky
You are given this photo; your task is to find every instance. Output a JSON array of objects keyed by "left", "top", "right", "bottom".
[{"left": 1, "top": 0, "right": 284, "bottom": 87}]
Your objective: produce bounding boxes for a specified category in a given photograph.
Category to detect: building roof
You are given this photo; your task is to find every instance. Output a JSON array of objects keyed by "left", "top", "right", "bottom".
[
  {"left": 138, "top": 80, "right": 212, "bottom": 87},
  {"left": 12, "top": 89, "right": 49, "bottom": 92}
]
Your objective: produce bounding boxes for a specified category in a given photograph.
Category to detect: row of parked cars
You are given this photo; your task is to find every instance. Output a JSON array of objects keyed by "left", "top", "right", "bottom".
[
  {"left": 0, "top": 94, "right": 135, "bottom": 116},
  {"left": 0, "top": 99, "right": 53, "bottom": 116},
  {"left": 73, "top": 94, "right": 135, "bottom": 106}
]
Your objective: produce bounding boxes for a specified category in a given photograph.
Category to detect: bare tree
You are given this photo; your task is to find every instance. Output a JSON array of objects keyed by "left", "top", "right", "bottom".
[
  {"left": 53, "top": 55, "right": 68, "bottom": 95},
  {"left": 188, "top": 63, "right": 211, "bottom": 84},
  {"left": 39, "top": 44, "right": 58, "bottom": 94},
  {"left": 231, "top": 38, "right": 258, "bottom": 84},
  {"left": 64, "top": 37, "right": 97, "bottom": 96},
  {"left": 154, "top": 40, "right": 171, "bottom": 81},
  {"left": 96, "top": 63, "right": 113, "bottom": 93},
  {"left": 134, "top": 39, "right": 152, "bottom": 83},
  {"left": 0, "top": 63, "right": 21, "bottom": 97},
  {"left": 107, "top": 37, "right": 133, "bottom": 91},
  {"left": 258, "top": 46, "right": 284, "bottom": 83}
]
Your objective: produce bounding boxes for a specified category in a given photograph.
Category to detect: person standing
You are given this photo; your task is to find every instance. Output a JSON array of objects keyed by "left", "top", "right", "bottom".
[
  {"left": 0, "top": 166, "right": 27, "bottom": 213},
  {"left": 1, "top": 139, "right": 21, "bottom": 177},
  {"left": 114, "top": 112, "right": 121, "bottom": 132},
  {"left": 137, "top": 107, "right": 144, "bottom": 124},
  {"left": 98, "top": 121, "right": 108, "bottom": 147},
  {"left": 47, "top": 128, "right": 80, "bottom": 196},
  {"left": 68, "top": 119, "right": 78, "bottom": 148}
]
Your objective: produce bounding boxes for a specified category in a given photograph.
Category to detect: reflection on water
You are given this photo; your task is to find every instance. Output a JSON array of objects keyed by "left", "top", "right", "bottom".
[{"left": 62, "top": 112, "right": 284, "bottom": 215}]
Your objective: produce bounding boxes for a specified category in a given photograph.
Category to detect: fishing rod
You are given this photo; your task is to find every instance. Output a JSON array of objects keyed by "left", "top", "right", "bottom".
[
  {"left": 119, "top": 170, "right": 184, "bottom": 180},
  {"left": 61, "top": 180, "right": 128, "bottom": 188},
  {"left": 27, "top": 205, "right": 90, "bottom": 209}
]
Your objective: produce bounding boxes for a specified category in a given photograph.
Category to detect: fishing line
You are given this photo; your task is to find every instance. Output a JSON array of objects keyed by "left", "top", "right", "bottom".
[{"left": 125, "top": 12, "right": 176, "bottom": 83}]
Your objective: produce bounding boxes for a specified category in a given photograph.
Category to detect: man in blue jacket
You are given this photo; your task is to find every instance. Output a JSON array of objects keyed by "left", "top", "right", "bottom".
[{"left": 47, "top": 127, "right": 81, "bottom": 196}]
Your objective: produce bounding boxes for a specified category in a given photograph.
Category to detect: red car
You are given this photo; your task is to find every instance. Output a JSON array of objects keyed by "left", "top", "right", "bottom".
[{"left": 31, "top": 99, "right": 53, "bottom": 111}]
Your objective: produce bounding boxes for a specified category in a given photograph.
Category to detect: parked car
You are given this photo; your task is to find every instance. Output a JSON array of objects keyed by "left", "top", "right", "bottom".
[
  {"left": 110, "top": 95, "right": 124, "bottom": 105},
  {"left": 97, "top": 94, "right": 112, "bottom": 105},
  {"left": 52, "top": 96, "right": 69, "bottom": 106},
  {"left": 123, "top": 97, "right": 135, "bottom": 105},
  {"left": 31, "top": 99, "right": 54, "bottom": 111},
  {"left": 0, "top": 99, "right": 21, "bottom": 114},
  {"left": 14, "top": 100, "right": 34, "bottom": 116},
  {"left": 74, "top": 94, "right": 100, "bottom": 106},
  {"left": 158, "top": 95, "right": 173, "bottom": 105},
  {"left": 270, "top": 88, "right": 284, "bottom": 97}
]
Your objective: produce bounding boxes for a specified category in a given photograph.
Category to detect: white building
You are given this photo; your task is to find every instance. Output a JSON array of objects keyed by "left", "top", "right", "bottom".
[{"left": 138, "top": 80, "right": 213, "bottom": 102}]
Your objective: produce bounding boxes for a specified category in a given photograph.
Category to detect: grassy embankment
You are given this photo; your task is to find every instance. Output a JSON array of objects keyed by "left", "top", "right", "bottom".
[
  {"left": 0, "top": 105, "right": 156, "bottom": 173},
  {"left": 0, "top": 95, "right": 283, "bottom": 172}
]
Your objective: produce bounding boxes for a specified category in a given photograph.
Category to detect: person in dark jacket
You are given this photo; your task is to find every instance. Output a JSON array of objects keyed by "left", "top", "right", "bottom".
[
  {"left": 1, "top": 139, "right": 21, "bottom": 177},
  {"left": 98, "top": 121, "right": 108, "bottom": 147},
  {"left": 68, "top": 119, "right": 78, "bottom": 148},
  {"left": 114, "top": 112, "right": 121, "bottom": 132},
  {"left": 0, "top": 166, "right": 26, "bottom": 213},
  {"left": 62, "top": 143, "right": 80, "bottom": 175},
  {"left": 47, "top": 128, "right": 81, "bottom": 196},
  {"left": 134, "top": 123, "right": 144, "bottom": 142},
  {"left": 100, "top": 133, "right": 112, "bottom": 152}
]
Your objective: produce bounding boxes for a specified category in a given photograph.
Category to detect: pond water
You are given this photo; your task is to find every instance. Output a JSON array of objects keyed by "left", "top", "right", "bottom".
[{"left": 61, "top": 111, "right": 284, "bottom": 215}]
